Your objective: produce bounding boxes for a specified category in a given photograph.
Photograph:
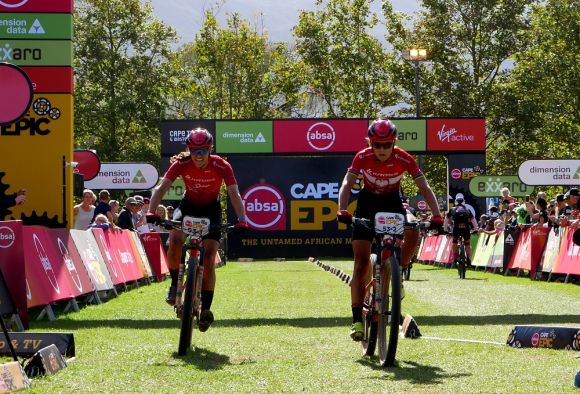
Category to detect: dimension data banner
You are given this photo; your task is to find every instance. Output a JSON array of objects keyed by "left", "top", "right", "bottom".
[{"left": 226, "top": 156, "right": 358, "bottom": 258}]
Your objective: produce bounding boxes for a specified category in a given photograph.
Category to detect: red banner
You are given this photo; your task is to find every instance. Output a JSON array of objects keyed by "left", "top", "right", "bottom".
[
  {"left": 0, "top": 0, "right": 73, "bottom": 13},
  {"left": 437, "top": 235, "right": 454, "bottom": 265},
  {"left": 427, "top": 118, "right": 486, "bottom": 152},
  {"left": 418, "top": 235, "right": 438, "bottom": 262},
  {"left": 273, "top": 119, "right": 368, "bottom": 153},
  {"left": 51, "top": 229, "right": 95, "bottom": 297},
  {"left": 20, "top": 67, "right": 73, "bottom": 94},
  {"left": 105, "top": 230, "right": 143, "bottom": 283},
  {"left": 508, "top": 227, "right": 531, "bottom": 271},
  {"left": 22, "top": 226, "right": 75, "bottom": 308},
  {"left": 140, "top": 233, "right": 169, "bottom": 281},
  {"left": 552, "top": 227, "right": 580, "bottom": 275},
  {"left": 0, "top": 221, "right": 28, "bottom": 328},
  {"left": 91, "top": 228, "right": 127, "bottom": 286}
]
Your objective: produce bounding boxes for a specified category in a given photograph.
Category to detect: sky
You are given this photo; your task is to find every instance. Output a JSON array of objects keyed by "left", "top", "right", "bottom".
[{"left": 150, "top": 0, "right": 420, "bottom": 45}]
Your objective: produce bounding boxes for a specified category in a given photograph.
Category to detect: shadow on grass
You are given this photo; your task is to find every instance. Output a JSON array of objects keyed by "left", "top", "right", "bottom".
[
  {"left": 418, "top": 314, "right": 580, "bottom": 326},
  {"left": 31, "top": 316, "right": 352, "bottom": 330},
  {"left": 171, "top": 347, "right": 231, "bottom": 370},
  {"left": 357, "top": 358, "right": 469, "bottom": 384}
]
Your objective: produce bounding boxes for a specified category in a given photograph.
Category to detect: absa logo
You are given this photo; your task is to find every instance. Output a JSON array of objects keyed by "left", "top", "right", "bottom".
[
  {"left": 0, "top": 0, "right": 29, "bottom": 8},
  {"left": 306, "top": 122, "right": 335, "bottom": 151},
  {"left": 0, "top": 226, "right": 15, "bottom": 248},
  {"left": 242, "top": 184, "right": 286, "bottom": 230}
]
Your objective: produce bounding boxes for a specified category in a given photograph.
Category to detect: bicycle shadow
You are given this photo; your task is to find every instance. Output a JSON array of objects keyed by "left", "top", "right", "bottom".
[
  {"left": 357, "top": 358, "right": 470, "bottom": 384},
  {"left": 171, "top": 346, "right": 232, "bottom": 370}
]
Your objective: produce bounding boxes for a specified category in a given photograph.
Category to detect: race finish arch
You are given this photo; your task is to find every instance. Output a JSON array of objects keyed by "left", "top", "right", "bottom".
[{"left": 160, "top": 118, "right": 486, "bottom": 258}]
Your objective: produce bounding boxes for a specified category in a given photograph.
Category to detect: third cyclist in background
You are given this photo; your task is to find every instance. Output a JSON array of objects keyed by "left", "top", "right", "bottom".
[{"left": 445, "top": 193, "right": 478, "bottom": 267}]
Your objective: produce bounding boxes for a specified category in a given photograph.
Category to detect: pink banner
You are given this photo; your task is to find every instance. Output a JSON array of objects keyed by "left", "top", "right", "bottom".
[
  {"left": 552, "top": 227, "right": 580, "bottom": 275},
  {"left": 105, "top": 230, "right": 143, "bottom": 282},
  {"left": 418, "top": 235, "right": 438, "bottom": 262},
  {"left": 140, "top": 233, "right": 169, "bottom": 281},
  {"left": 51, "top": 229, "right": 95, "bottom": 297},
  {"left": 508, "top": 228, "right": 531, "bottom": 271},
  {"left": 91, "top": 228, "right": 127, "bottom": 286},
  {"left": 0, "top": 221, "right": 28, "bottom": 328},
  {"left": 22, "top": 226, "right": 75, "bottom": 308}
]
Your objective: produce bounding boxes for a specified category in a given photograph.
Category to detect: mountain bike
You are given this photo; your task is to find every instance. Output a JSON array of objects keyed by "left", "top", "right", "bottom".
[
  {"left": 456, "top": 238, "right": 468, "bottom": 279},
  {"left": 353, "top": 212, "right": 430, "bottom": 367},
  {"left": 151, "top": 216, "right": 232, "bottom": 356}
]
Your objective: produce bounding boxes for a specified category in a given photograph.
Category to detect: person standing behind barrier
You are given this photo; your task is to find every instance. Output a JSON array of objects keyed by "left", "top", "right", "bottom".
[
  {"left": 109, "top": 200, "right": 120, "bottom": 225},
  {"left": 73, "top": 189, "right": 96, "bottom": 230},
  {"left": 336, "top": 118, "right": 443, "bottom": 341},
  {"left": 500, "top": 187, "right": 516, "bottom": 204},
  {"left": 147, "top": 128, "right": 248, "bottom": 333},
  {"left": 92, "top": 189, "right": 114, "bottom": 225},
  {"left": 117, "top": 197, "right": 140, "bottom": 231}
]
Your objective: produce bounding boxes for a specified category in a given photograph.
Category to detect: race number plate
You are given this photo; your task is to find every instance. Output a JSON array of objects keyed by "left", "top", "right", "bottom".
[
  {"left": 182, "top": 216, "right": 210, "bottom": 237},
  {"left": 374, "top": 212, "right": 405, "bottom": 235}
]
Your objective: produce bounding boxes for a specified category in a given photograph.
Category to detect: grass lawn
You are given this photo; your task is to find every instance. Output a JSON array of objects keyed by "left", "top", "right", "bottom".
[{"left": 8, "top": 260, "right": 580, "bottom": 393}]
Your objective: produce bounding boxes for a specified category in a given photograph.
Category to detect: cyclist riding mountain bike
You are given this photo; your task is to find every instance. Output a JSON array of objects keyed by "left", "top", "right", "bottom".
[
  {"left": 444, "top": 193, "right": 478, "bottom": 265},
  {"left": 148, "top": 128, "right": 248, "bottom": 332},
  {"left": 336, "top": 118, "right": 443, "bottom": 341}
]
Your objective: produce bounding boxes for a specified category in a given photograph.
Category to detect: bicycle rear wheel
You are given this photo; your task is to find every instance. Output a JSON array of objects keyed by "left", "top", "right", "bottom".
[
  {"left": 459, "top": 246, "right": 467, "bottom": 279},
  {"left": 178, "top": 256, "right": 199, "bottom": 356},
  {"left": 377, "top": 256, "right": 401, "bottom": 367},
  {"left": 362, "top": 254, "right": 377, "bottom": 356}
]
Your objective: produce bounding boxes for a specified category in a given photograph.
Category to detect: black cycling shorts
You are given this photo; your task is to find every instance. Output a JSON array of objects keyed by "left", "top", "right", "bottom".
[
  {"left": 452, "top": 227, "right": 471, "bottom": 244},
  {"left": 173, "top": 198, "right": 222, "bottom": 241},
  {"left": 352, "top": 189, "right": 405, "bottom": 242}
]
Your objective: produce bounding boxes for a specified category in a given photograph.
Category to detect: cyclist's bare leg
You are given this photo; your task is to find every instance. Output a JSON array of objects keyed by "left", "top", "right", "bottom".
[
  {"left": 351, "top": 240, "right": 372, "bottom": 308},
  {"left": 401, "top": 229, "right": 419, "bottom": 268},
  {"left": 201, "top": 239, "right": 220, "bottom": 292},
  {"left": 165, "top": 229, "right": 186, "bottom": 304}
]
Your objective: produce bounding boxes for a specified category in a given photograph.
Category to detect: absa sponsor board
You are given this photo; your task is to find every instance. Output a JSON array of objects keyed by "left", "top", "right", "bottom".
[
  {"left": 227, "top": 156, "right": 356, "bottom": 258},
  {"left": 0, "top": 94, "right": 73, "bottom": 225},
  {"left": 0, "top": 0, "right": 73, "bottom": 13},
  {"left": 427, "top": 118, "right": 486, "bottom": 152},
  {"left": 273, "top": 119, "right": 368, "bottom": 153}
]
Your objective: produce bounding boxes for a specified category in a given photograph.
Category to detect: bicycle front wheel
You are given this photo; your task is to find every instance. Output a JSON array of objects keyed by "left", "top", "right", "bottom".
[
  {"left": 377, "top": 256, "right": 401, "bottom": 367},
  {"left": 178, "top": 256, "right": 199, "bottom": 356},
  {"left": 362, "top": 254, "right": 377, "bottom": 356}
]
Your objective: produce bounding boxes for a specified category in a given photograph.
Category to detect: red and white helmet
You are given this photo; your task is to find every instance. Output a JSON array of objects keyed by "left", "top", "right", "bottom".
[
  {"left": 368, "top": 118, "right": 397, "bottom": 142},
  {"left": 185, "top": 128, "right": 213, "bottom": 149}
]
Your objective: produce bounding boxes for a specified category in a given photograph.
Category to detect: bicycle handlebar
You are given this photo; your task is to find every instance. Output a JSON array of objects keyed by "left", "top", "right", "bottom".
[{"left": 351, "top": 216, "right": 432, "bottom": 231}]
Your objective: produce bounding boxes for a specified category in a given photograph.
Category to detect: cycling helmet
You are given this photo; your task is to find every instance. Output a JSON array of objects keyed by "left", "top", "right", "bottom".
[
  {"left": 455, "top": 193, "right": 465, "bottom": 205},
  {"left": 368, "top": 118, "right": 397, "bottom": 141},
  {"left": 185, "top": 128, "right": 213, "bottom": 149}
]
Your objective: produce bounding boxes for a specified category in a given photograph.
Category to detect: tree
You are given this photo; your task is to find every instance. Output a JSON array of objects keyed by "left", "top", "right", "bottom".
[
  {"left": 167, "top": 11, "right": 303, "bottom": 119},
  {"left": 487, "top": 0, "right": 580, "bottom": 174},
  {"left": 294, "top": 0, "right": 398, "bottom": 118},
  {"left": 74, "top": 0, "right": 177, "bottom": 164}
]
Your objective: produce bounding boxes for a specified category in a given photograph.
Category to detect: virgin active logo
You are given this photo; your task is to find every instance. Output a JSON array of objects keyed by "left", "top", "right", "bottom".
[
  {"left": 242, "top": 184, "right": 286, "bottom": 230},
  {"left": 0, "top": 0, "right": 29, "bottom": 8},
  {"left": 306, "top": 122, "right": 335, "bottom": 151}
]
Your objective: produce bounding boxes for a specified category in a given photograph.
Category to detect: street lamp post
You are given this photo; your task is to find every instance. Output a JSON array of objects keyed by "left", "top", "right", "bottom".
[{"left": 405, "top": 48, "right": 428, "bottom": 118}]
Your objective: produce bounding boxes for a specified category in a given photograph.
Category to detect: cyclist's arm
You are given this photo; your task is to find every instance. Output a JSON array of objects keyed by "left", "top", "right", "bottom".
[
  {"left": 338, "top": 172, "right": 357, "bottom": 210},
  {"left": 149, "top": 177, "right": 173, "bottom": 214},
  {"left": 227, "top": 184, "right": 246, "bottom": 221},
  {"left": 414, "top": 176, "right": 441, "bottom": 217}
]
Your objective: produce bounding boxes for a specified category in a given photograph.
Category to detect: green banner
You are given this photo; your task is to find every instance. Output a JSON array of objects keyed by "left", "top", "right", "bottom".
[
  {"left": 0, "top": 14, "right": 72, "bottom": 39},
  {"left": 0, "top": 40, "right": 72, "bottom": 66},
  {"left": 163, "top": 179, "right": 185, "bottom": 201},
  {"left": 469, "top": 175, "right": 534, "bottom": 197},
  {"left": 216, "top": 121, "right": 273, "bottom": 153},
  {"left": 368, "top": 119, "right": 426, "bottom": 152}
]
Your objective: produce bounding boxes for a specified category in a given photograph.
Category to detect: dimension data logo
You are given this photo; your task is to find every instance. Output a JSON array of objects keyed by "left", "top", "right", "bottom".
[
  {"left": 0, "top": 17, "right": 45, "bottom": 35},
  {"left": 222, "top": 131, "right": 267, "bottom": 144}
]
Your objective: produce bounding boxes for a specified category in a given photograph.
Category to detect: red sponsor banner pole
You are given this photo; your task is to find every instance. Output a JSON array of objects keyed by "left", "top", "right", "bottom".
[
  {"left": 140, "top": 232, "right": 169, "bottom": 281},
  {"left": 0, "top": 221, "right": 28, "bottom": 328}
]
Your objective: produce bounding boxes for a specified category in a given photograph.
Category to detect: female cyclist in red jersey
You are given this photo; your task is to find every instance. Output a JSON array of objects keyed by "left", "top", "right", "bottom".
[
  {"left": 336, "top": 118, "right": 443, "bottom": 341},
  {"left": 148, "top": 128, "right": 248, "bottom": 332}
]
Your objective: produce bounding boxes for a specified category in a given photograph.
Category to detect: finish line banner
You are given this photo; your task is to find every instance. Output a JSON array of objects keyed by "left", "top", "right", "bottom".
[{"left": 227, "top": 156, "right": 356, "bottom": 259}]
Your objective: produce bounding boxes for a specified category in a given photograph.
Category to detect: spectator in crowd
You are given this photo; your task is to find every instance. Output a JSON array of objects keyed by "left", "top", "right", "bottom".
[
  {"left": 568, "top": 188, "right": 579, "bottom": 212},
  {"left": 166, "top": 205, "right": 175, "bottom": 220},
  {"left": 500, "top": 187, "right": 516, "bottom": 204},
  {"left": 89, "top": 213, "right": 112, "bottom": 229},
  {"left": 531, "top": 197, "right": 549, "bottom": 226},
  {"left": 117, "top": 197, "right": 141, "bottom": 231},
  {"left": 73, "top": 189, "right": 96, "bottom": 230},
  {"left": 150, "top": 204, "right": 168, "bottom": 232},
  {"left": 135, "top": 196, "right": 151, "bottom": 234},
  {"left": 477, "top": 214, "right": 488, "bottom": 230},
  {"left": 92, "top": 189, "right": 114, "bottom": 224},
  {"left": 514, "top": 204, "right": 531, "bottom": 227},
  {"left": 0, "top": 187, "right": 26, "bottom": 219},
  {"left": 109, "top": 199, "right": 120, "bottom": 225}
]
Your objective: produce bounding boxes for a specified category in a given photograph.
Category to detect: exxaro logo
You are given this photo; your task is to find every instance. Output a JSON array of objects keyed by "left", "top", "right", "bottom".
[
  {"left": 242, "top": 184, "right": 286, "bottom": 230},
  {"left": 1, "top": 43, "right": 42, "bottom": 61},
  {"left": 437, "top": 124, "right": 474, "bottom": 143},
  {"left": 307, "top": 122, "right": 335, "bottom": 151},
  {"left": 0, "top": 0, "right": 30, "bottom": 8}
]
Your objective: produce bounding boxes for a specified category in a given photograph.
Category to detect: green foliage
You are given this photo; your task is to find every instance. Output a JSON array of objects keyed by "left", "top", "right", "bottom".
[
  {"left": 73, "top": 0, "right": 177, "bottom": 165},
  {"left": 294, "top": 0, "right": 398, "bottom": 118},
  {"left": 167, "top": 11, "right": 303, "bottom": 119}
]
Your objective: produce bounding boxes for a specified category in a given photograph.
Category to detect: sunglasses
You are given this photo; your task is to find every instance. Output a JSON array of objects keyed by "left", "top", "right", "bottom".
[
  {"left": 190, "top": 148, "right": 209, "bottom": 155},
  {"left": 372, "top": 141, "right": 394, "bottom": 149}
]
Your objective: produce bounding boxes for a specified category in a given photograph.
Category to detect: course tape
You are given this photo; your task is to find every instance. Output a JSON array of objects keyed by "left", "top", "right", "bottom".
[{"left": 308, "top": 257, "right": 351, "bottom": 287}]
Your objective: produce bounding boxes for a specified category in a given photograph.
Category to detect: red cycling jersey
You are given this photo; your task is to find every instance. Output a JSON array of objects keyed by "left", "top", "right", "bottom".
[
  {"left": 164, "top": 155, "right": 237, "bottom": 206},
  {"left": 348, "top": 147, "right": 423, "bottom": 194}
]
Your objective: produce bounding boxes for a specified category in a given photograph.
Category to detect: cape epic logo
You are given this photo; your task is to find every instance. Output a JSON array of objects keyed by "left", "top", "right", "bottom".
[
  {"left": 0, "top": 226, "right": 15, "bottom": 248},
  {"left": 0, "top": 0, "right": 29, "bottom": 7},
  {"left": 307, "top": 122, "right": 335, "bottom": 151},
  {"left": 242, "top": 184, "right": 286, "bottom": 230}
]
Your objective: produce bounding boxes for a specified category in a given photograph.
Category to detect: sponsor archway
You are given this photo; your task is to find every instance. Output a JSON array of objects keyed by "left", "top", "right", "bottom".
[{"left": 160, "top": 118, "right": 486, "bottom": 258}]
